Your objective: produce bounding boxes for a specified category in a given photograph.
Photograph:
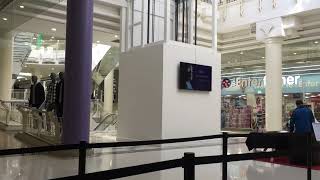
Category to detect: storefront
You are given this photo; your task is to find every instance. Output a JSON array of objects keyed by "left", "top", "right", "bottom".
[{"left": 221, "top": 74, "right": 320, "bottom": 131}]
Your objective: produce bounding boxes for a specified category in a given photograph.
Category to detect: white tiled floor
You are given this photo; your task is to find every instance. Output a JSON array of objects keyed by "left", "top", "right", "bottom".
[{"left": 0, "top": 131, "right": 319, "bottom": 180}]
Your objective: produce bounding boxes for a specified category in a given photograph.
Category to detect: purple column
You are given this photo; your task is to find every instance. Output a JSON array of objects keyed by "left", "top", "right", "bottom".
[{"left": 63, "top": 0, "right": 93, "bottom": 144}]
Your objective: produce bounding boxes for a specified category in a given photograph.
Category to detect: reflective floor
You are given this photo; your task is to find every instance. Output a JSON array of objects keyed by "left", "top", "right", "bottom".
[{"left": 0, "top": 131, "right": 319, "bottom": 180}]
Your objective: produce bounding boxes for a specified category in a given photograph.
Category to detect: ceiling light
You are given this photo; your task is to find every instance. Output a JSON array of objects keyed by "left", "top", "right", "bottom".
[
  {"left": 234, "top": 67, "right": 243, "bottom": 70},
  {"left": 2, "top": 18, "right": 8, "bottom": 21},
  {"left": 51, "top": 36, "right": 55, "bottom": 39},
  {"left": 19, "top": 5, "right": 24, "bottom": 9},
  {"left": 293, "top": 52, "right": 297, "bottom": 55},
  {"left": 51, "top": 28, "right": 57, "bottom": 32},
  {"left": 96, "top": 41, "right": 100, "bottom": 43},
  {"left": 33, "top": 37, "right": 37, "bottom": 40},
  {"left": 262, "top": 56, "right": 265, "bottom": 59},
  {"left": 114, "top": 35, "right": 118, "bottom": 38},
  {"left": 315, "top": 41, "right": 319, "bottom": 44},
  {"left": 240, "top": 51, "right": 244, "bottom": 55},
  {"left": 296, "top": 61, "right": 304, "bottom": 64},
  {"left": 51, "top": 68, "right": 55, "bottom": 70},
  {"left": 306, "top": 93, "right": 311, "bottom": 95},
  {"left": 284, "top": 94, "right": 289, "bottom": 97}
]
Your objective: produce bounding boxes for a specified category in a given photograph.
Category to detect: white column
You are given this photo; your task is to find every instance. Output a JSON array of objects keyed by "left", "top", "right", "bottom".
[
  {"left": 104, "top": 70, "right": 114, "bottom": 114},
  {"left": 120, "top": 7, "right": 127, "bottom": 52},
  {"left": 265, "top": 37, "right": 283, "bottom": 132},
  {"left": 164, "top": 0, "right": 171, "bottom": 42},
  {"left": 187, "top": 0, "right": 193, "bottom": 44},
  {"left": 0, "top": 34, "right": 13, "bottom": 101},
  {"left": 212, "top": 0, "right": 218, "bottom": 50},
  {"left": 141, "top": 0, "right": 148, "bottom": 46}
]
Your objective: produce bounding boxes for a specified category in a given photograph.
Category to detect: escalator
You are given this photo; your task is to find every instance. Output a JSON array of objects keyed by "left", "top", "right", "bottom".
[
  {"left": 12, "top": 32, "right": 33, "bottom": 80},
  {"left": 94, "top": 113, "right": 118, "bottom": 132}
]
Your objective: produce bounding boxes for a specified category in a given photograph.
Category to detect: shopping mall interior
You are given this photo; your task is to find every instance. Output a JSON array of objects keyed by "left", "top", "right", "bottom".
[{"left": 0, "top": 0, "right": 320, "bottom": 179}]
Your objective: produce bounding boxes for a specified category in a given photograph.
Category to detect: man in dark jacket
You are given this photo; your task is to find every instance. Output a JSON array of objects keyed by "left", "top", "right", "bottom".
[
  {"left": 55, "top": 72, "right": 64, "bottom": 119},
  {"left": 29, "top": 76, "right": 45, "bottom": 109},
  {"left": 290, "top": 100, "right": 315, "bottom": 134}
]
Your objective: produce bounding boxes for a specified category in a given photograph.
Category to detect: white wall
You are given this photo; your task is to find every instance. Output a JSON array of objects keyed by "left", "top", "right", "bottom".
[
  {"left": 162, "top": 41, "right": 221, "bottom": 139},
  {"left": 118, "top": 41, "right": 221, "bottom": 140},
  {"left": 218, "top": 0, "right": 320, "bottom": 33},
  {"left": 118, "top": 43, "right": 164, "bottom": 140}
]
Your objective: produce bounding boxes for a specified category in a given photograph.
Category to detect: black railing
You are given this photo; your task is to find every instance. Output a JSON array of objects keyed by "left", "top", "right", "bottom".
[{"left": 0, "top": 133, "right": 313, "bottom": 180}]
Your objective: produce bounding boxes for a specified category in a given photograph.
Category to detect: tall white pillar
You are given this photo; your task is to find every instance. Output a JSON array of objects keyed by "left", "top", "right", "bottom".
[
  {"left": 212, "top": 0, "right": 218, "bottom": 50},
  {"left": 104, "top": 70, "right": 114, "bottom": 114},
  {"left": 164, "top": 0, "right": 171, "bottom": 42},
  {"left": 120, "top": 7, "right": 127, "bottom": 52},
  {"left": 265, "top": 37, "right": 283, "bottom": 131},
  {"left": 0, "top": 34, "right": 13, "bottom": 101}
]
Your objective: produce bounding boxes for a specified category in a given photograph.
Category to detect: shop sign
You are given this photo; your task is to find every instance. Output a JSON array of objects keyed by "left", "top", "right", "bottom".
[
  {"left": 234, "top": 75, "right": 301, "bottom": 89},
  {"left": 222, "top": 74, "right": 320, "bottom": 94}
]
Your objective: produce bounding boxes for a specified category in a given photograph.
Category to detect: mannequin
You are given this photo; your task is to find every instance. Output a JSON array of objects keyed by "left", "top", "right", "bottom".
[
  {"left": 56, "top": 72, "right": 64, "bottom": 119},
  {"left": 46, "top": 73, "right": 57, "bottom": 111},
  {"left": 29, "top": 76, "right": 45, "bottom": 109}
]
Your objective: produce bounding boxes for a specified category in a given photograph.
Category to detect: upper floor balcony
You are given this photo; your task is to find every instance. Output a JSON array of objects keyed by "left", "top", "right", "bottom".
[{"left": 218, "top": 0, "right": 320, "bottom": 32}]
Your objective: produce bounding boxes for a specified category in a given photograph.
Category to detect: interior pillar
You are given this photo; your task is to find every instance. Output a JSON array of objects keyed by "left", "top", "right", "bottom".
[
  {"left": 63, "top": 0, "right": 93, "bottom": 144},
  {"left": 0, "top": 33, "right": 13, "bottom": 101},
  {"left": 265, "top": 37, "right": 283, "bottom": 131},
  {"left": 104, "top": 70, "right": 114, "bottom": 114}
]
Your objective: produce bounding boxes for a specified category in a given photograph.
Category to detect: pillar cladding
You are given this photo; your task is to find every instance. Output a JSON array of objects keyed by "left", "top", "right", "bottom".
[
  {"left": 0, "top": 34, "right": 13, "bottom": 101},
  {"left": 265, "top": 37, "right": 283, "bottom": 132},
  {"left": 63, "top": 0, "right": 93, "bottom": 144},
  {"left": 104, "top": 70, "right": 114, "bottom": 114}
]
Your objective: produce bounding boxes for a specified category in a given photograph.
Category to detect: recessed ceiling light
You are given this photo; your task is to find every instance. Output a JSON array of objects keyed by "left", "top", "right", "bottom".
[
  {"left": 114, "top": 35, "right": 118, "bottom": 38},
  {"left": 33, "top": 37, "right": 37, "bottom": 40},
  {"left": 315, "top": 41, "right": 319, "bottom": 44},
  {"left": 293, "top": 52, "right": 297, "bottom": 55},
  {"left": 51, "top": 28, "right": 57, "bottom": 31},
  {"left": 51, "top": 68, "right": 55, "bottom": 70},
  {"left": 284, "top": 94, "right": 289, "bottom": 97},
  {"left": 96, "top": 41, "right": 100, "bottom": 43},
  {"left": 234, "top": 67, "right": 243, "bottom": 70},
  {"left": 240, "top": 51, "right": 244, "bottom": 55},
  {"left": 2, "top": 18, "right": 8, "bottom": 21},
  {"left": 51, "top": 36, "right": 55, "bottom": 39},
  {"left": 19, "top": 5, "right": 24, "bottom": 9},
  {"left": 262, "top": 56, "right": 265, "bottom": 59},
  {"left": 296, "top": 61, "right": 304, "bottom": 64}
]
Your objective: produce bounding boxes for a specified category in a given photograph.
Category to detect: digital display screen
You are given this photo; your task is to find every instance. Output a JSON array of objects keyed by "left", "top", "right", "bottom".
[{"left": 179, "top": 62, "right": 212, "bottom": 91}]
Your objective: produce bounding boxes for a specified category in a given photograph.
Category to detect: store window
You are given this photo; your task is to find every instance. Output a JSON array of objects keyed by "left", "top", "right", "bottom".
[{"left": 221, "top": 40, "right": 320, "bottom": 132}]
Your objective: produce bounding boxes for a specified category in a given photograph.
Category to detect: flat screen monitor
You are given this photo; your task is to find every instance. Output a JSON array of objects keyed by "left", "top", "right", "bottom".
[{"left": 179, "top": 62, "right": 212, "bottom": 91}]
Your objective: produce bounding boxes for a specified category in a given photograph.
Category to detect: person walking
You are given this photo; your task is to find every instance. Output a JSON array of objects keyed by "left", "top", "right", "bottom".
[{"left": 290, "top": 100, "right": 315, "bottom": 134}]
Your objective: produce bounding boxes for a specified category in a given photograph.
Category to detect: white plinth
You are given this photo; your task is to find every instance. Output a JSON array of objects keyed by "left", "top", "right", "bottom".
[{"left": 118, "top": 41, "right": 221, "bottom": 140}]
